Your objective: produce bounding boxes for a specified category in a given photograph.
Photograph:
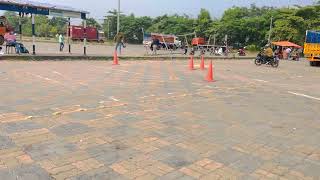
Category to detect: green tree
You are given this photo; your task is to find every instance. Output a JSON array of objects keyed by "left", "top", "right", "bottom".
[
  {"left": 35, "top": 15, "right": 50, "bottom": 37},
  {"left": 272, "top": 8, "right": 305, "bottom": 43},
  {"left": 211, "top": 6, "right": 270, "bottom": 47},
  {"left": 295, "top": 6, "right": 320, "bottom": 31},
  {"left": 83, "top": 18, "right": 101, "bottom": 29},
  {"left": 103, "top": 9, "right": 124, "bottom": 39},
  {"left": 48, "top": 17, "right": 67, "bottom": 35},
  {"left": 195, "top": 9, "right": 212, "bottom": 38},
  {"left": 103, "top": 10, "right": 152, "bottom": 43},
  {"left": 50, "top": 26, "right": 58, "bottom": 37},
  {"left": 4, "top": 11, "right": 19, "bottom": 31},
  {"left": 147, "top": 14, "right": 194, "bottom": 35},
  {"left": 4, "top": 12, "right": 68, "bottom": 37}
]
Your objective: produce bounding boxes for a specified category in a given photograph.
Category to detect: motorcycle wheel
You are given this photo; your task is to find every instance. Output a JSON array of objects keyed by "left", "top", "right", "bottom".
[
  {"left": 255, "top": 59, "right": 262, "bottom": 66},
  {"left": 271, "top": 60, "right": 279, "bottom": 68}
]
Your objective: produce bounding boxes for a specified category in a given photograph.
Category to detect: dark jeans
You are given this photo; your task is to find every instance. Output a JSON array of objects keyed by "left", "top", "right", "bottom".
[
  {"left": 184, "top": 48, "right": 188, "bottom": 55},
  {"left": 7, "top": 41, "right": 17, "bottom": 46},
  {"left": 263, "top": 56, "right": 273, "bottom": 62},
  {"left": 60, "top": 43, "right": 64, "bottom": 51}
]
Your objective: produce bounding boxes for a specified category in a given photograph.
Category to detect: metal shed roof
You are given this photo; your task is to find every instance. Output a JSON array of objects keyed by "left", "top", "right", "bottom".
[
  {"left": 272, "top": 41, "right": 302, "bottom": 48},
  {"left": 0, "top": 0, "right": 88, "bottom": 18}
]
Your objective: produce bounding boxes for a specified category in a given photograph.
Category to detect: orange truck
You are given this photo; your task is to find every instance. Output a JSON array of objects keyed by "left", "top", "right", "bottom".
[
  {"left": 304, "top": 30, "right": 320, "bottom": 66},
  {"left": 192, "top": 38, "right": 205, "bottom": 46},
  {"left": 0, "top": 16, "right": 12, "bottom": 45}
]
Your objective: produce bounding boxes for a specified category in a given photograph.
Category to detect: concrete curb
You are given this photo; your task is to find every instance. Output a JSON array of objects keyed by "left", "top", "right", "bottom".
[{"left": 0, "top": 55, "right": 255, "bottom": 61}]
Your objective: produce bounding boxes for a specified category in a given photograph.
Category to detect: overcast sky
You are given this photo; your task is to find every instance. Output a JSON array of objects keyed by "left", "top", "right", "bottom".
[{"left": 12, "top": 0, "right": 318, "bottom": 20}]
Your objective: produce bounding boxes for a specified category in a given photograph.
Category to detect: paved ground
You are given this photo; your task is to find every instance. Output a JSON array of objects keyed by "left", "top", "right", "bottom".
[
  {"left": 21, "top": 42, "right": 149, "bottom": 56},
  {"left": 0, "top": 59, "right": 319, "bottom": 180}
]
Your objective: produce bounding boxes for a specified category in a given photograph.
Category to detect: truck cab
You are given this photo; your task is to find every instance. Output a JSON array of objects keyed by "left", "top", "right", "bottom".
[{"left": 304, "top": 31, "right": 320, "bottom": 66}]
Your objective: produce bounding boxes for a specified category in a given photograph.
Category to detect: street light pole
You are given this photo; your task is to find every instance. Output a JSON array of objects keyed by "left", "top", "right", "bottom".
[
  {"left": 117, "top": 0, "right": 120, "bottom": 33},
  {"left": 108, "top": 20, "right": 110, "bottom": 39},
  {"left": 268, "top": 16, "right": 273, "bottom": 44}
]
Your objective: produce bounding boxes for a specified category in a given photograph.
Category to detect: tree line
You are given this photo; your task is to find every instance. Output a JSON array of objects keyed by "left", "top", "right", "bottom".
[
  {"left": 5, "top": 11, "right": 68, "bottom": 38},
  {"left": 4, "top": 2, "right": 320, "bottom": 49}
]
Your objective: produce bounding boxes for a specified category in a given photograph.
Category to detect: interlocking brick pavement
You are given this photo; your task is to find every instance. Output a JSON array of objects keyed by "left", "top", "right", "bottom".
[{"left": 0, "top": 60, "right": 319, "bottom": 179}]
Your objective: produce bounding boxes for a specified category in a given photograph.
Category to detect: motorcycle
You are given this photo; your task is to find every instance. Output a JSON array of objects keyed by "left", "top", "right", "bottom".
[{"left": 255, "top": 52, "right": 279, "bottom": 68}]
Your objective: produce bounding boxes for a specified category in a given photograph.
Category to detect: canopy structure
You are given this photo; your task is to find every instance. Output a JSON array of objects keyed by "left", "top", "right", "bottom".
[
  {"left": 272, "top": 41, "right": 302, "bottom": 49},
  {"left": 0, "top": 0, "right": 88, "bottom": 19},
  {"left": 0, "top": 0, "right": 90, "bottom": 55}
]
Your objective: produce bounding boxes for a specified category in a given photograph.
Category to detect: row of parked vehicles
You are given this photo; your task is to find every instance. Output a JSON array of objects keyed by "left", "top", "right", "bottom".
[
  {"left": 143, "top": 33, "right": 232, "bottom": 56},
  {"left": 254, "top": 30, "right": 320, "bottom": 68},
  {"left": 144, "top": 30, "right": 320, "bottom": 67}
]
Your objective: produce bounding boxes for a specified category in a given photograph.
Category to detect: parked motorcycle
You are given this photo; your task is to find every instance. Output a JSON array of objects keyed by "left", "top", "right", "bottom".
[{"left": 255, "top": 52, "right": 279, "bottom": 68}]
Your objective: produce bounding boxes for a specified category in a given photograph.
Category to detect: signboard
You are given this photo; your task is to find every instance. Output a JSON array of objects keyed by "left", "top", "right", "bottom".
[
  {"left": 49, "top": 9, "right": 63, "bottom": 17},
  {"left": 49, "top": 9, "right": 82, "bottom": 18},
  {"left": 64, "top": 11, "right": 82, "bottom": 18}
]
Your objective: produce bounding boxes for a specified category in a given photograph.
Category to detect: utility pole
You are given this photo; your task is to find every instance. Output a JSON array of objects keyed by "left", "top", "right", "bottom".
[
  {"left": 117, "top": 0, "right": 120, "bottom": 33},
  {"left": 141, "top": 27, "right": 144, "bottom": 42},
  {"left": 102, "top": 17, "right": 110, "bottom": 40},
  {"left": 108, "top": 20, "right": 110, "bottom": 39},
  {"left": 268, "top": 16, "right": 273, "bottom": 44}
]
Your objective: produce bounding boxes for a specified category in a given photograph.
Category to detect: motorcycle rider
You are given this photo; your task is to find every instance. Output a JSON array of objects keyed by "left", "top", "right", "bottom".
[
  {"left": 262, "top": 44, "right": 273, "bottom": 63},
  {"left": 238, "top": 47, "right": 246, "bottom": 56}
]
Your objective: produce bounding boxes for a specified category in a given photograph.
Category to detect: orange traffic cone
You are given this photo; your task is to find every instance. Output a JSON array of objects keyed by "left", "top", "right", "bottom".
[
  {"left": 189, "top": 55, "right": 195, "bottom": 70},
  {"left": 200, "top": 55, "right": 205, "bottom": 70},
  {"left": 113, "top": 50, "right": 119, "bottom": 65},
  {"left": 206, "top": 60, "right": 214, "bottom": 82}
]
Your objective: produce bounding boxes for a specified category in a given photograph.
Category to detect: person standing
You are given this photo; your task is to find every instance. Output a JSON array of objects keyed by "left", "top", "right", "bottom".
[
  {"left": 59, "top": 34, "right": 65, "bottom": 52},
  {"left": 150, "top": 38, "right": 160, "bottom": 55},
  {"left": 283, "top": 47, "right": 289, "bottom": 59},
  {"left": 286, "top": 47, "right": 292, "bottom": 60},
  {"left": 114, "top": 32, "right": 125, "bottom": 54}
]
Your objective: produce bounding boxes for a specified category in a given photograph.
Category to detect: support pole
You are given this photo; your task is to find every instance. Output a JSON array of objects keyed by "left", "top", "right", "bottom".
[
  {"left": 207, "top": 35, "right": 211, "bottom": 45},
  {"left": 31, "top": 14, "right": 36, "bottom": 55},
  {"left": 224, "top": 34, "right": 228, "bottom": 56},
  {"left": 19, "top": 12, "right": 22, "bottom": 42},
  {"left": 161, "top": 35, "right": 173, "bottom": 60},
  {"left": 83, "top": 19, "right": 87, "bottom": 56},
  {"left": 107, "top": 20, "right": 110, "bottom": 40},
  {"left": 268, "top": 16, "right": 273, "bottom": 44},
  {"left": 117, "top": 0, "right": 120, "bottom": 33},
  {"left": 68, "top": 18, "right": 71, "bottom": 53},
  {"left": 161, "top": 36, "right": 169, "bottom": 51}
]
